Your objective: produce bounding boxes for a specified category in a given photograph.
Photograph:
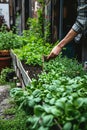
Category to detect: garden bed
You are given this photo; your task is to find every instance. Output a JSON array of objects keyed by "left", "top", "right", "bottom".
[
  {"left": 10, "top": 50, "right": 43, "bottom": 87},
  {"left": 10, "top": 49, "right": 87, "bottom": 130},
  {"left": 21, "top": 61, "right": 42, "bottom": 79},
  {"left": 10, "top": 50, "right": 31, "bottom": 88}
]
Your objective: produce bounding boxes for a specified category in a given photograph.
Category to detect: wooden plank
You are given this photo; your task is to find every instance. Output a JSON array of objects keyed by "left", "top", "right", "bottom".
[
  {"left": 17, "top": 60, "right": 31, "bottom": 86},
  {"left": 10, "top": 50, "right": 31, "bottom": 87},
  {"left": 10, "top": 50, "right": 17, "bottom": 71}
]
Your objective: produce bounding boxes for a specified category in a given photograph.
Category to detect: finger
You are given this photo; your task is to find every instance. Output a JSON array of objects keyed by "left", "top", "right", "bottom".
[{"left": 47, "top": 53, "right": 54, "bottom": 60}]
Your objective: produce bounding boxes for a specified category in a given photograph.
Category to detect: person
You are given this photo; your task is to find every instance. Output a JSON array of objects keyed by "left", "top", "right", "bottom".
[{"left": 46, "top": 0, "right": 87, "bottom": 61}]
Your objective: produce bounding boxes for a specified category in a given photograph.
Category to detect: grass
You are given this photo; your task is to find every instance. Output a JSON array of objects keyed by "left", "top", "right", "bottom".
[{"left": 0, "top": 106, "right": 29, "bottom": 130}]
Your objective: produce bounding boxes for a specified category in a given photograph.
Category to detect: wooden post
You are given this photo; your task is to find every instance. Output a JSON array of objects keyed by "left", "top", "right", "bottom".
[
  {"left": 21, "top": 0, "right": 25, "bottom": 30},
  {"left": 29, "top": 0, "right": 32, "bottom": 18},
  {"left": 59, "top": 0, "right": 64, "bottom": 40}
]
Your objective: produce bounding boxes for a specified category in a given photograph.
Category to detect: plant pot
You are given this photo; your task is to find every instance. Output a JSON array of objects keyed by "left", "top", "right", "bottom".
[
  {"left": 0, "top": 56, "right": 11, "bottom": 72},
  {"left": 0, "top": 50, "right": 10, "bottom": 57}
]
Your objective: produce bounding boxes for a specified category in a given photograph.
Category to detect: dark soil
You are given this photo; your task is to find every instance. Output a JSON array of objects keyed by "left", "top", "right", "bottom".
[{"left": 22, "top": 61, "right": 43, "bottom": 79}]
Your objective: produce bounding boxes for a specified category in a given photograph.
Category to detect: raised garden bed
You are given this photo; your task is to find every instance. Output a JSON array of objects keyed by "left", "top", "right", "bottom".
[
  {"left": 10, "top": 50, "right": 32, "bottom": 87},
  {"left": 10, "top": 49, "right": 87, "bottom": 130},
  {"left": 22, "top": 61, "right": 42, "bottom": 80},
  {"left": 10, "top": 50, "right": 43, "bottom": 87}
]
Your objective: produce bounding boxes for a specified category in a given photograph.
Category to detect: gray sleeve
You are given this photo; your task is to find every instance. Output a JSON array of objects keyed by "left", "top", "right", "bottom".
[{"left": 72, "top": 20, "right": 83, "bottom": 33}]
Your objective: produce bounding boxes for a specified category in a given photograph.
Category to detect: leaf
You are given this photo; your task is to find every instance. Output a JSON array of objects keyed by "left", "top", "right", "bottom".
[
  {"left": 28, "top": 99, "right": 35, "bottom": 107},
  {"left": 42, "top": 115, "right": 54, "bottom": 127},
  {"left": 34, "top": 105, "right": 44, "bottom": 116},
  {"left": 55, "top": 100, "right": 64, "bottom": 110},
  {"left": 43, "top": 104, "right": 52, "bottom": 113},
  {"left": 32, "top": 89, "right": 41, "bottom": 97},
  {"left": 63, "top": 122, "right": 72, "bottom": 130},
  {"left": 75, "top": 97, "right": 87, "bottom": 109},
  {"left": 34, "top": 97, "right": 41, "bottom": 103},
  {"left": 49, "top": 98, "right": 56, "bottom": 105},
  {"left": 51, "top": 106, "right": 61, "bottom": 116},
  {"left": 27, "top": 116, "right": 39, "bottom": 129},
  {"left": 46, "top": 93, "right": 52, "bottom": 99},
  {"left": 79, "top": 116, "right": 86, "bottom": 123}
]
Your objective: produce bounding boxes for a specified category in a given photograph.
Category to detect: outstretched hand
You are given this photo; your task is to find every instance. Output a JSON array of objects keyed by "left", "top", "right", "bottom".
[
  {"left": 43, "top": 45, "right": 62, "bottom": 62},
  {"left": 47, "top": 45, "right": 62, "bottom": 60},
  {"left": 43, "top": 28, "right": 78, "bottom": 62}
]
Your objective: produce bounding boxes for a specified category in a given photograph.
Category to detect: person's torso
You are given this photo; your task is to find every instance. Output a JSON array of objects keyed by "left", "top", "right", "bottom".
[
  {"left": 77, "top": 0, "right": 87, "bottom": 11},
  {"left": 77, "top": 0, "right": 87, "bottom": 19}
]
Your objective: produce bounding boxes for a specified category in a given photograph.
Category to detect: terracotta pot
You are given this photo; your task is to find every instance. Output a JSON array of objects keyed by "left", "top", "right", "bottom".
[
  {"left": 0, "top": 50, "right": 10, "bottom": 57},
  {"left": 0, "top": 56, "right": 11, "bottom": 72}
]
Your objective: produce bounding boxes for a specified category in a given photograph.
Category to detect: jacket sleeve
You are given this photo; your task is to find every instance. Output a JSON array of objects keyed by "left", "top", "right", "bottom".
[{"left": 72, "top": 18, "right": 84, "bottom": 33}]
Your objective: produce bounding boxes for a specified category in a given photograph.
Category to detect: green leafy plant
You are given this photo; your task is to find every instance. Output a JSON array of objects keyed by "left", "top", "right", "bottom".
[
  {"left": 14, "top": 40, "right": 54, "bottom": 66},
  {"left": 25, "top": 17, "right": 43, "bottom": 39},
  {"left": 10, "top": 74, "right": 87, "bottom": 130},
  {"left": 10, "top": 54, "right": 87, "bottom": 130},
  {"left": 0, "top": 30, "right": 23, "bottom": 50},
  {"left": 14, "top": 17, "right": 55, "bottom": 66},
  {"left": 0, "top": 68, "right": 14, "bottom": 85}
]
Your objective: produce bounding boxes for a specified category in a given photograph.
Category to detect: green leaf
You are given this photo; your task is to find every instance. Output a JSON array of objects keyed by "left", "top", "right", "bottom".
[
  {"left": 49, "top": 98, "right": 56, "bottom": 105},
  {"left": 32, "top": 89, "right": 41, "bottom": 97},
  {"left": 28, "top": 99, "right": 35, "bottom": 107},
  {"left": 63, "top": 122, "right": 72, "bottom": 130},
  {"left": 74, "top": 98, "right": 87, "bottom": 108},
  {"left": 79, "top": 116, "right": 86, "bottom": 123},
  {"left": 55, "top": 100, "right": 64, "bottom": 109},
  {"left": 46, "top": 93, "right": 52, "bottom": 99},
  {"left": 27, "top": 116, "right": 39, "bottom": 129},
  {"left": 10, "top": 88, "right": 24, "bottom": 98},
  {"left": 42, "top": 115, "right": 54, "bottom": 127},
  {"left": 34, "top": 105, "right": 44, "bottom": 116},
  {"left": 51, "top": 106, "right": 61, "bottom": 116},
  {"left": 34, "top": 97, "right": 41, "bottom": 103}
]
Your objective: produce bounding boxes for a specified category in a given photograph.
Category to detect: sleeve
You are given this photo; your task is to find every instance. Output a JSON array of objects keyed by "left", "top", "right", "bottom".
[{"left": 72, "top": 18, "right": 84, "bottom": 33}]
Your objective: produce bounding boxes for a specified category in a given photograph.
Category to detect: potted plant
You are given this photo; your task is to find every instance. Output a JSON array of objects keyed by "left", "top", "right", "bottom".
[{"left": 0, "top": 27, "right": 23, "bottom": 72}]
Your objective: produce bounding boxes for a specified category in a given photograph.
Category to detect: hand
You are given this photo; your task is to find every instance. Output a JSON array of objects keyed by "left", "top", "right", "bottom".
[
  {"left": 42, "top": 45, "right": 62, "bottom": 62},
  {"left": 47, "top": 45, "right": 62, "bottom": 60}
]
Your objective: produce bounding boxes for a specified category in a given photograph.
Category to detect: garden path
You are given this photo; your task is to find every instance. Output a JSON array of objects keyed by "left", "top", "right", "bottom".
[{"left": 0, "top": 85, "right": 14, "bottom": 119}]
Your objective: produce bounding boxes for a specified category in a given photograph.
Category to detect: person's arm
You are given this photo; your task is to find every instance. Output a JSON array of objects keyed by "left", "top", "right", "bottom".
[{"left": 47, "top": 28, "right": 78, "bottom": 60}]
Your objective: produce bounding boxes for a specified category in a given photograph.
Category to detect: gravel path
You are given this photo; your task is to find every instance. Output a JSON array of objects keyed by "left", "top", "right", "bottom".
[{"left": 0, "top": 85, "right": 14, "bottom": 119}]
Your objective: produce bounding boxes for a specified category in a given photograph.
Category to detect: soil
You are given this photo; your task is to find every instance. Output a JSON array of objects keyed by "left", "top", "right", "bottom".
[{"left": 22, "top": 61, "right": 43, "bottom": 79}]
